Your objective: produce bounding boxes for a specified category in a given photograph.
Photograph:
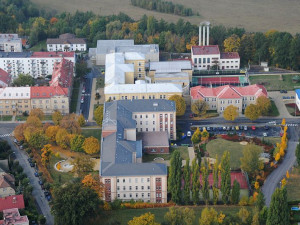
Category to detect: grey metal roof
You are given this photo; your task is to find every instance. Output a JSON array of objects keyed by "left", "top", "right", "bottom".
[
  {"left": 96, "top": 40, "right": 134, "bottom": 54},
  {"left": 100, "top": 100, "right": 170, "bottom": 177},
  {"left": 150, "top": 61, "right": 192, "bottom": 73},
  {"left": 46, "top": 38, "right": 86, "bottom": 45},
  {"left": 137, "top": 131, "right": 169, "bottom": 147}
]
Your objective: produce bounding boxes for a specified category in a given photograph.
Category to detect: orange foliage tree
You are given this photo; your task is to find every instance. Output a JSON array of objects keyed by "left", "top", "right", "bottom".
[
  {"left": 81, "top": 174, "right": 104, "bottom": 198},
  {"left": 82, "top": 137, "right": 100, "bottom": 154},
  {"left": 29, "top": 108, "right": 44, "bottom": 120},
  {"left": 45, "top": 126, "right": 60, "bottom": 142},
  {"left": 41, "top": 144, "right": 52, "bottom": 166}
]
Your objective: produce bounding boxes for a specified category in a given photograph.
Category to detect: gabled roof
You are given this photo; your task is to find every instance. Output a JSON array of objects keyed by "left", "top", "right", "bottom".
[
  {"left": 30, "top": 86, "right": 69, "bottom": 98},
  {"left": 49, "top": 58, "right": 73, "bottom": 88},
  {"left": 0, "top": 69, "right": 11, "bottom": 87},
  {"left": 0, "top": 176, "right": 14, "bottom": 189},
  {"left": 191, "top": 84, "right": 268, "bottom": 100},
  {"left": 221, "top": 52, "right": 240, "bottom": 59},
  {"left": 191, "top": 45, "right": 220, "bottom": 55},
  {"left": 0, "top": 195, "right": 25, "bottom": 211}
]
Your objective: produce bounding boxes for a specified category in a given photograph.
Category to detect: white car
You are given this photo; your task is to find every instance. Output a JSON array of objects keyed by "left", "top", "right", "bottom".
[
  {"left": 187, "top": 131, "right": 192, "bottom": 137},
  {"left": 263, "top": 132, "right": 268, "bottom": 137}
]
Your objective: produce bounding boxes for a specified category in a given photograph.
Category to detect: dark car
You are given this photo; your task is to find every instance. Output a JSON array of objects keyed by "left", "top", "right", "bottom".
[
  {"left": 44, "top": 191, "right": 50, "bottom": 197},
  {"left": 46, "top": 195, "right": 52, "bottom": 201},
  {"left": 30, "top": 163, "right": 35, "bottom": 167},
  {"left": 34, "top": 172, "right": 39, "bottom": 177},
  {"left": 264, "top": 125, "right": 269, "bottom": 130},
  {"left": 39, "top": 180, "right": 43, "bottom": 185},
  {"left": 28, "top": 158, "right": 32, "bottom": 163}
]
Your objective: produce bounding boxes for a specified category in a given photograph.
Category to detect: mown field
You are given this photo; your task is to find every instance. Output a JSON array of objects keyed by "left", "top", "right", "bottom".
[{"left": 31, "top": 0, "right": 300, "bottom": 33}]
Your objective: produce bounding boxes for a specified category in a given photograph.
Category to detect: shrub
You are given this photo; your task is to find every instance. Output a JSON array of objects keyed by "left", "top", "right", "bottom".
[{"left": 239, "top": 196, "right": 249, "bottom": 206}]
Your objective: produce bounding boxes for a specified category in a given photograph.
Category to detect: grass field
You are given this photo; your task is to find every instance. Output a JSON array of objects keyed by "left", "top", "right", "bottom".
[
  {"left": 286, "top": 167, "right": 300, "bottom": 202},
  {"left": 263, "top": 137, "right": 281, "bottom": 145},
  {"left": 142, "top": 146, "right": 189, "bottom": 162},
  {"left": 81, "top": 128, "right": 102, "bottom": 141},
  {"left": 29, "top": 40, "right": 47, "bottom": 51},
  {"left": 249, "top": 75, "right": 298, "bottom": 91},
  {"left": 31, "top": 0, "right": 300, "bottom": 33},
  {"left": 286, "top": 103, "right": 300, "bottom": 116},
  {"left": 206, "top": 139, "right": 262, "bottom": 170},
  {"left": 264, "top": 100, "right": 280, "bottom": 117},
  {"left": 49, "top": 155, "right": 75, "bottom": 184},
  {"left": 90, "top": 205, "right": 254, "bottom": 225},
  {"left": 0, "top": 115, "right": 12, "bottom": 121}
]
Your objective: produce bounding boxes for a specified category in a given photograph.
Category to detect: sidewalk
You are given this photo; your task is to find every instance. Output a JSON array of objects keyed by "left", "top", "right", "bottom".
[
  {"left": 268, "top": 91, "right": 294, "bottom": 118},
  {"left": 88, "top": 78, "right": 97, "bottom": 121},
  {"left": 76, "top": 82, "right": 83, "bottom": 114},
  {"left": 188, "top": 147, "right": 195, "bottom": 165}
]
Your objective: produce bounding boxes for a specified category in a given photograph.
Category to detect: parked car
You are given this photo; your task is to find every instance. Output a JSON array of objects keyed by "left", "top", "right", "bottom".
[
  {"left": 226, "top": 127, "right": 230, "bottom": 131},
  {"left": 251, "top": 126, "right": 256, "bottom": 130},
  {"left": 27, "top": 158, "right": 32, "bottom": 163},
  {"left": 81, "top": 96, "right": 84, "bottom": 104},
  {"left": 264, "top": 125, "right": 269, "bottom": 130},
  {"left": 231, "top": 126, "right": 235, "bottom": 131},
  {"left": 206, "top": 127, "right": 211, "bottom": 131},
  {"left": 244, "top": 126, "right": 248, "bottom": 131},
  {"left": 235, "top": 126, "right": 239, "bottom": 130},
  {"left": 82, "top": 87, "right": 85, "bottom": 94},
  {"left": 187, "top": 131, "right": 192, "bottom": 137},
  {"left": 263, "top": 132, "right": 268, "bottom": 137},
  {"left": 34, "top": 172, "right": 39, "bottom": 177},
  {"left": 223, "top": 127, "right": 227, "bottom": 131},
  {"left": 39, "top": 180, "right": 43, "bottom": 185},
  {"left": 189, "top": 114, "right": 193, "bottom": 118},
  {"left": 30, "top": 163, "right": 35, "bottom": 167}
]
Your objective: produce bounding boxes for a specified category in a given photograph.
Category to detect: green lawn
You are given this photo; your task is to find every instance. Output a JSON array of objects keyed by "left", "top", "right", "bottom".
[
  {"left": 206, "top": 139, "right": 263, "bottom": 170},
  {"left": 0, "top": 115, "right": 12, "bottom": 121},
  {"left": 249, "top": 74, "right": 299, "bottom": 91},
  {"left": 286, "top": 167, "right": 300, "bottom": 202},
  {"left": 15, "top": 115, "right": 52, "bottom": 121},
  {"left": 263, "top": 137, "right": 281, "bottom": 145},
  {"left": 29, "top": 40, "right": 47, "bottom": 51},
  {"left": 142, "top": 146, "right": 189, "bottom": 162},
  {"left": 81, "top": 128, "right": 102, "bottom": 141},
  {"left": 90, "top": 205, "right": 254, "bottom": 225},
  {"left": 264, "top": 100, "right": 279, "bottom": 117},
  {"left": 49, "top": 155, "right": 75, "bottom": 184},
  {"left": 96, "top": 76, "right": 104, "bottom": 89},
  {"left": 70, "top": 79, "right": 80, "bottom": 113},
  {"left": 43, "top": 115, "right": 53, "bottom": 121}
]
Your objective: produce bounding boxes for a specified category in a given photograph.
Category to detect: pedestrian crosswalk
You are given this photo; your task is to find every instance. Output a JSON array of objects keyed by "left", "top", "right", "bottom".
[{"left": 0, "top": 133, "right": 12, "bottom": 138}]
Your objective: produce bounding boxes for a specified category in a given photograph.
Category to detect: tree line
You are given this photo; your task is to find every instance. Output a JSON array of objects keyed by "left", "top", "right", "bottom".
[
  {"left": 130, "top": 0, "right": 196, "bottom": 17},
  {"left": 1, "top": 0, "right": 300, "bottom": 70}
]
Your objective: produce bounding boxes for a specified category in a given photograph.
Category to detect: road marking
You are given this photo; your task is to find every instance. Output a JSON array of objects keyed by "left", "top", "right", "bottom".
[{"left": 0, "top": 133, "right": 12, "bottom": 138}]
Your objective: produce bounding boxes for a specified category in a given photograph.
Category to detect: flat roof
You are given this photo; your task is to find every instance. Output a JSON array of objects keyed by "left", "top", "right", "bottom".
[{"left": 150, "top": 61, "right": 192, "bottom": 73}]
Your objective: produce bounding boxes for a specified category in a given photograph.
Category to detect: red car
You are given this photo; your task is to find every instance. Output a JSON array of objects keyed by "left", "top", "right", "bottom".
[
  {"left": 189, "top": 114, "right": 193, "bottom": 118},
  {"left": 251, "top": 126, "right": 256, "bottom": 130}
]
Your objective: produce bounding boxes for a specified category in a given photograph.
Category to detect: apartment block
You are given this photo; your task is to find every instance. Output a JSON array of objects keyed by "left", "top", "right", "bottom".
[
  {"left": 0, "top": 34, "right": 22, "bottom": 53},
  {"left": 190, "top": 84, "right": 268, "bottom": 113},
  {"left": 0, "top": 52, "right": 75, "bottom": 79},
  {"left": 47, "top": 33, "right": 87, "bottom": 52},
  {"left": 100, "top": 100, "right": 176, "bottom": 203}
]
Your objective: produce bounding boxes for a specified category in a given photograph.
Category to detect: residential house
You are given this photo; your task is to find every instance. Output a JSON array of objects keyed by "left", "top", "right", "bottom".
[
  {"left": 0, "top": 69, "right": 11, "bottom": 88},
  {"left": 100, "top": 99, "right": 176, "bottom": 203},
  {"left": 190, "top": 84, "right": 268, "bottom": 113},
  {"left": 0, "top": 172, "right": 15, "bottom": 198},
  {"left": 0, "top": 208, "right": 29, "bottom": 225},
  {"left": 47, "top": 33, "right": 87, "bottom": 52},
  {"left": 0, "top": 195, "right": 25, "bottom": 211},
  {"left": 0, "top": 34, "right": 22, "bottom": 53}
]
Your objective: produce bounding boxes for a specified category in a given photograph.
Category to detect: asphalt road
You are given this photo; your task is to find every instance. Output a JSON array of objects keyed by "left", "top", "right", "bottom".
[
  {"left": 0, "top": 124, "right": 54, "bottom": 225},
  {"left": 262, "top": 126, "right": 300, "bottom": 206}
]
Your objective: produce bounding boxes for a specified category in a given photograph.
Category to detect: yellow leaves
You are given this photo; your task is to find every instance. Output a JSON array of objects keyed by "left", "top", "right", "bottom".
[
  {"left": 41, "top": 144, "right": 52, "bottom": 166},
  {"left": 217, "top": 212, "right": 226, "bottom": 224},
  {"left": 223, "top": 105, "right": 239, "bottom": 121},
  {"left": 270, "top": 162, "right": 274, "bottom": 167},
  {"left": 103, "top": 202, "right": 112, "bottom": 211},
  {"left": 77, "top": 114, "right": 85, "bottom": 127},
  {"left": 45, "top": 125, "right": 60, "bottom": 142},
  {"left": 128, "top": 212, "right": 159, "bottom": 225},
  {"left": 254, "top": 181, "right": 260, "bottom": 190},
  {"left": 223, "top": 34, "right": 241, "bottom": 52},
  {"left": 253, "top": 191, "right": 259, "bottom": 201},
  {"left": 275, "top": 153, "right": 280, "bottom": 161},
  {"left": 186, "top": 36, "right": 198, "bottom": 51},
  {"left": 281, "top": 178, "right": 287, "bottom": 187},
  {"left": 286, "top": 171, "right": 290, "bottom": 179},
  {"left": 56, "top": 162, "right": 61, "bottom": 170},
  {"left": 82, "top": 174, "right": 104, "bottom": 198},
  {"left": 281, "top": 118, "right": 286, "bottom": 126},
  {"left": 279, "top": 146, "right": 285, "bottom": 157},
  {"left": 83, "top": 137, "right": 100, "bottom": 154}
]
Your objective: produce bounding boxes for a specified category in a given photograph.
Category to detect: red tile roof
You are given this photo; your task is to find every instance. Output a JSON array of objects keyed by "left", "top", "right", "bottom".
[
  {"left": 191, "top": 84, "right": 268, "bottom": 100},
  {"left": 0, "top": 69, "right": 11, "bottom": 87},
  {"left": 221, "top": 52, "right": 240, "bottom": 59},
  {"left": 30, "top": 86, "right": 69, "bottom": 98},
  {"left": 0, "top": 195, "right": 25, "bottom": 211},
  {"left": 31, "top": 52, "right": 75, "bottom": 58},
  {"left": 49, "top": 58, "right": 73, "bottom": 88},
  {"left": 192, "top": 45, "right": 220, "bottom": 55}
]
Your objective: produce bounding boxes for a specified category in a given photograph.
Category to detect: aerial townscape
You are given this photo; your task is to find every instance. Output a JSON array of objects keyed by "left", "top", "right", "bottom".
[{"left": 1, "top": 0, "right": 300, "bottom": 225}]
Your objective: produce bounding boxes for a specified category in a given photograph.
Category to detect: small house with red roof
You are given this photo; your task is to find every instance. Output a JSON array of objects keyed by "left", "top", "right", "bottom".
[
  {"left": 191, "top": 45, "right": 240, "bottom": 71},
  {"left": 0, "top": 208, "right": 29, "bottom": 225},
  {"left": 0, "top": 69, "right": 11, "bottom": 88},
  {"left": 190, "top": 84, "right": 268, "bottom": 113},
  {"left": 0, "top": 195, "right": 25, "bottom": 212}
]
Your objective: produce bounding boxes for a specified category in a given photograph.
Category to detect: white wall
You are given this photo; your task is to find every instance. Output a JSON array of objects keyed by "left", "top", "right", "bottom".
[{"left": 47, "top": 43, "right": 86, "bottom": 52}]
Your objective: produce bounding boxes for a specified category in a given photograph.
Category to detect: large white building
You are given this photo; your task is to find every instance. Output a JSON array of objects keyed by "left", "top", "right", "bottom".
[
  {"left": 0, "top": 52, "right": 75, "bottom": 78},
  {"left": 0, "top": 34, "right": 22, "bottom": 53},
  {"left": 89, "top": 40, "right": 159, "bottom": 65},
  {"left": 100, "top": 100, "right": 176, "bottom": 203},
  {"left": 47, "top": 33, "right": 87, "bottom": 52}
]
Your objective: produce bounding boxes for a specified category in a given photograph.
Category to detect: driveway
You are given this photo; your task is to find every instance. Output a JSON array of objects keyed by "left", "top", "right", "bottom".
[
  {"left": 268, "top": 91, "right": 295, "bottom": 118},
  {"left": 4, "top": 137, "right": 54, "bottom": 225},
  {"left": 262, "top": 126, "right": 299, "bottom": 206}
]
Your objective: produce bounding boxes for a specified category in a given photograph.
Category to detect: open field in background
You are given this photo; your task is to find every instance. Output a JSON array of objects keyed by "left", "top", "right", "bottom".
[
  {"left": 249, "top": 75, "right": 298, "bottom": 91},
  {"left": 286, "top": 167, "right": 300, "bottom": 202},
  {"left": 206, "top": 139, "right": 263, "bottom": 170},
  {"left": 31, "top": 0, "right": 300, "bottom": 33},
  {"left": 90, "top": 205, "right": 254, "bottom": 225}
]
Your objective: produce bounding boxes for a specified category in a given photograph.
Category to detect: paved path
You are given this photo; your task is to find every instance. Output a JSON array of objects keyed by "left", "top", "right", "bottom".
[
  {"left": 188, "top": 147, "right": 195, "bottom": 166},
  {"left": 262, "top": 126, "right": 299, "bottom": 206},
  {"left": 4, "top": 137, "right": 54, "bottom": 225},
  {"left": 268, "top": 91, "right": 294, "bottom": 118},
  {"left": 88, "top": 78, "right": 97, "bottom": 121},
  {"left": 76, "top": 82, "right": 83, "bottom": 114}
]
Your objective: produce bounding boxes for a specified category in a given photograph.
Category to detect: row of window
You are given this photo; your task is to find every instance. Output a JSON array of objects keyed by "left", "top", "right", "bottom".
[
  {"left": 117, "top": 192, "right": 162, "bottom": 199},
  {"left": 48, "top": 44, "right": 85, "bottom": 47},
  {"left": 117, "top": 185, "right": 150, "bottom": 191},
  {"left": 220, "top": 100, "right": 240, "bottom": 104},
  {"left": 117, "top": 178, "right": 150, "bottom": 183},
  {"left": 120, "top": 95, "right": 167, "bottom": 100}
]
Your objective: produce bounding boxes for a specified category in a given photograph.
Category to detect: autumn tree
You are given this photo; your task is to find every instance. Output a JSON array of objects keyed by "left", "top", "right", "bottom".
[
  {"left": 81, "top": 174, "right": 104, "bottom": 198},
  {"left": 199, "top": 207, "right": 218, "bottom": 225},
  {"left": 82, "top": 137, "right": 100, "bottom": 154},
  {"left": 14, "top": 124, "right": 27, "bottom": 142},
  {"left": 52, "top": 111, "right": 63, "bottom": 125},
  {"left": 94, "top": 105, "right": 104, "bottom": 126},
  {"left": 220, "top": 151, "right": 231, "bottom": 204},
  {"left": 191, "top": 100, "right": 209, "bottom": 117},
  {"left": 41, "top": 144, "right": 52, "bottom": 166},
  {"left": 223, "top": 105, "right": 239, "bottom": 121},
  {"left": 237, "top": 207, "right": 251, "bottom": 224},
  {"left": 128, "top": 212, "right": 159, "bottom": 225},
  {"left": 212, "top": 155, "right": 219, "bottom": 205},
  {"left": 72, "top": 155, "right": 95, "bottom": 177},
  {"left": 183, "top": 158, "right": 190, "bottom": 204},
  {"left": 60, "top": 114, "right": 81, "bottom": 134},
  {"left": 201, "top": 128, "right": 209, "bottom": 142},
  {"left": 164, "top": 207, "right": 195, "bottom": 225},
  {"left": 191, "top": 158, "right": 200, "bottom": 204},
  {"left": 231, "top": 179, "right": 240, "bottom": 204},
  {"left": 26, "top": 116, "right": 42, "bottom": 127},
  {"left": 255, "top": 191, "right": 265, "bottom": 211},
  {"left": 78, "top": 114, "right": 85, "bottom": 127},
  {"left": 245, "top": 104, "right": 261, "bottom": 121},
  {"left": 45, "top": 126, "right": 60, "bottom": 142},
  {"left": 224, "top": 34, "right": 241, "bottom": 52},
  {"left": 201, "top": 162, "right": 210, "bottom": 205},
  {"left": 55, "top": 128, "right": 69, "bottom": 149},
  {"left": 240, "top": 144, "right": 263, "bottom": 178},
  {"left": 191, "top": 127, "right": 201, "bottom": 144},
  {"left": 29, "top": 108, "right": 44, "bottom": 120},
  {"left": 70, "top": 135, "right": 85, "bottom": 152},
  {"left": 12, "top": 74, "right": 34, "bottom": 87},
  {"left": 169, "top": 95, "right": 186, "bottom": 116},
  {"left": 168, "top": 150, "right": 182, "bottom": 204},
  {"left": 256, "top": 96, "right": 271, "bottom": 115}
]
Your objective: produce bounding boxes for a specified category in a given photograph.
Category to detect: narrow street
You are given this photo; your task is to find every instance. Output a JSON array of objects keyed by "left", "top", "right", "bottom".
[{"left": 4, "top": 136, "right": 54, "bottom": 225}]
